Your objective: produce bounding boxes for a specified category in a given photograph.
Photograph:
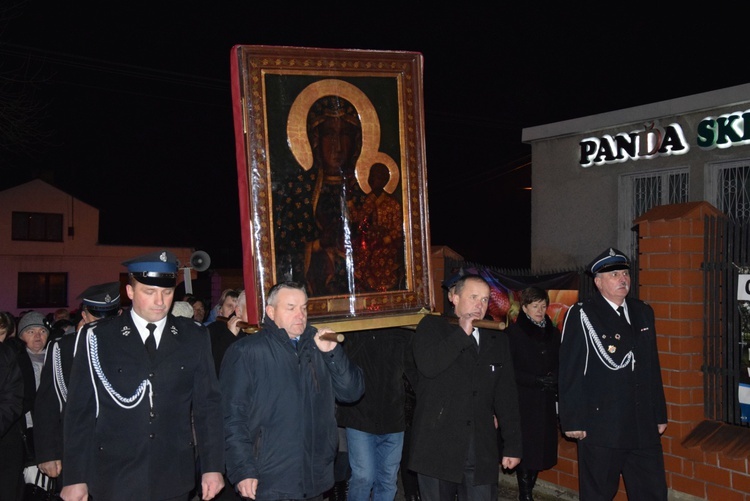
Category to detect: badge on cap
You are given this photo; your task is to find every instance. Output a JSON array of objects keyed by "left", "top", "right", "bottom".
[
  {"left": 588, "top": 247, "right": 630, "bottom": 276},
  {"left": 122, "top": 250, "right": 178, "bottom": 287},
  {"left": 78, "top": 282, "right": 121, "bottom": 312}
]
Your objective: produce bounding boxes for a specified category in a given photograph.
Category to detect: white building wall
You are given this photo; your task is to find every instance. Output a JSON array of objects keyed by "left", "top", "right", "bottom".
[
  {"left": 0, "top": 180, "right": 194, "bottom": 316},
  {"left": 524, "top": 83, "right": 750, "bottom": 271}
]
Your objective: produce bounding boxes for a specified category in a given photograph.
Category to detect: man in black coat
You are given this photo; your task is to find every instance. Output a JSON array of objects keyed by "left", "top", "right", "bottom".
[
  {"left": 559, "top": 247, "right": 668, "bottom": 500},
  {"left": 0, "top": 334, "right": 25, "bottom": 501},
  {"left": 409, "top": 274, "right": 522, "bottom": 501},
  {"left": 61, "top": 250, "right": 225, "bottom": 501},
  {"left": 34, "top": 281, "right": 121, "bottom": 485},
  {"left": 336, "top": 327, "right": 412, "bottom": 501}
]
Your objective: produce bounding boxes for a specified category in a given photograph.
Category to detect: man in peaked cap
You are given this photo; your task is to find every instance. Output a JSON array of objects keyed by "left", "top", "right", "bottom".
[
  {"left": 558, "top": 247, "right": 668, "bottom": 500},
  {"left": 34, "top": 281, "right": 123, "bottom": 486},
  {"left": 78, "top": 281, "right": 122, "bottom": 323},
  {"left": 586, "top": 247, "right": 630, "bottom": 276},
  {"left": 61, "top": 250, "right": 225, "bottom": 501}
]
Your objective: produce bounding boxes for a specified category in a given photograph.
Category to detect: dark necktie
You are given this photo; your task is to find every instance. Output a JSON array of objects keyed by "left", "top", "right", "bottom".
[
  {"left": 291, "top": 337, "right": 299, "bottom": 350},
  {"left": 145, "top": 323, "right": 157, "bottom": 358},
  {"left": 472, "top": 333, "right": 479, "bottom": 352},
  {"left": 617, "top": 306, "right": 629, "bottom": 325}
]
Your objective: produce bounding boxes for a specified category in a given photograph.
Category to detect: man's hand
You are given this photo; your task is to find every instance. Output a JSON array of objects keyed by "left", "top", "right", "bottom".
[
  {"left": 314, "top": 328, "right": 338, "bottom": 353},
  {"left": 658, "top": 423, "right": 668, "bottom": 435},
  {"left": 564, "top": 430, "right": 587, "bottom": 440},
  {"left": 227, "top": 315, "right": 242, "bottom": 336},
  {"left": 458, "top": 312, "right": 480, "bottom": 334},
  {"left": 61, "top": 482, "right": 88, "bottom": 501},
  {"left": 38, "top": 460, "right": 62, "bottom": 478},
  {"left": 501, "top": 456, "right": 521, "bottom": 470},
  {"left": 200, "top": 471, "right": 225, "bottom": 500},
  {"left": 237, "top": 478, "right": 259, "bottom": 500}
]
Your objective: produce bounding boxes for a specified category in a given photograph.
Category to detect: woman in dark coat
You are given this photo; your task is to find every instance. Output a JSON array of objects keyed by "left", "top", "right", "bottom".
[{"left": 505, "top": 287, "right": 561, "bottom": 501}]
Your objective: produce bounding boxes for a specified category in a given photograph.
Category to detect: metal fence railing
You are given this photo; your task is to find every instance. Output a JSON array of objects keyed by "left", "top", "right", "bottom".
[{"left": 703, "top": 215, "right": 750, "bottom": 426}]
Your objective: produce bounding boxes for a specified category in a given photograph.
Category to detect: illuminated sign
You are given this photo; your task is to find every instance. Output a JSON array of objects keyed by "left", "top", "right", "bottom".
[
  {"left": 579, "top": 123, "right": 688, "bottom": 167},
  {"left": 697, "top": 110, "right": 750, "bottom": 149}
]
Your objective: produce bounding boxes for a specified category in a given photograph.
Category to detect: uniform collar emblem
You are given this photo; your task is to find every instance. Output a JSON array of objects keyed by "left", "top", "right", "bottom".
[{"left": 121, "top": 325, "right": 131, "bottom": 336}]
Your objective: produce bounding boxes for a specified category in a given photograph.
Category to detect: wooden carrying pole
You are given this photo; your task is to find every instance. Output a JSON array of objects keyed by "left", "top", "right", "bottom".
[
  {"left": 444, "top": 316, "right": 506, "bottom": 331},
  {"left": 216, "top": 316, "right": 345, "bottom": 342}
]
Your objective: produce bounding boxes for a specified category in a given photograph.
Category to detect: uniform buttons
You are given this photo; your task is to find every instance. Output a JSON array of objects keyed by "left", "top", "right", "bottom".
[
  {"left": 149, "top": 372, "right": 155, "bottom": 378},
  {"left": 180, "top": 365, "right": 185, "bottom": 370},
  {"left": 150, "top": 411, "right": 156, "bottom": 418},
  {"left": 149, "top": 433, "right": 155, "bottom": 439}
]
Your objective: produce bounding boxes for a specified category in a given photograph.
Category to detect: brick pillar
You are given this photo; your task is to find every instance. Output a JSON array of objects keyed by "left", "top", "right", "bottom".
[{"left": 633, "top": 201, "right": 723, "bottom": 499}]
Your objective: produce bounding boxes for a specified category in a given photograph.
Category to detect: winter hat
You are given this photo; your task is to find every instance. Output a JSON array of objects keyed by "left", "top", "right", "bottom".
[{"left": 18, "top": 311, "right": 49, "bottom": 337}]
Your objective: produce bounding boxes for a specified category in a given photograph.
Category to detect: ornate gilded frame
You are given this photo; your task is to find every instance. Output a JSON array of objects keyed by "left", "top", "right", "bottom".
[{"left": 230, "top": 45, "right": 432, "bottom": 325}]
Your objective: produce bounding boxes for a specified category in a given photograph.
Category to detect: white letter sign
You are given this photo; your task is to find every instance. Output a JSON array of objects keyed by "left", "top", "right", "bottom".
[{"left": 739, "top": 274, "right": 750, "bottom": 301}]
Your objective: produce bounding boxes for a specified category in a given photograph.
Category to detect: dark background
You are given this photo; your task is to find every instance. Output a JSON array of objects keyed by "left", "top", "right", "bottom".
[{"left": 2, "top": 3, "right": 749, "bottom": 269}]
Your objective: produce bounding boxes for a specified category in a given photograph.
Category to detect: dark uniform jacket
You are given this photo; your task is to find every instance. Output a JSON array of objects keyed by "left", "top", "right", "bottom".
[
  {"left": 336, "top": 328, "right": 411, "bottom": 434},
  {"left": 221, "top": 318, "right": 365, "bottom": 500},
  {"left": 506, "top": 312, "right": 560, "bottom": 471},
  {"left": 559, "top": 293, "right": 667, "bottom": 449},
  {"left": 34, "top": 331, "right": 76, "bottom": 467},
  {"left": 408, "top": 314, "right": 522, "bottom": 485},
  {"left": 63, "top": 312, "right": 224, "bottom": 501}
]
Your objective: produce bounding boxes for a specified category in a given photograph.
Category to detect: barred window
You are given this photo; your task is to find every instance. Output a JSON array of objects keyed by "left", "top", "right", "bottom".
[{"left": 713, "top": 162, "right": 750, "bottom": 222}]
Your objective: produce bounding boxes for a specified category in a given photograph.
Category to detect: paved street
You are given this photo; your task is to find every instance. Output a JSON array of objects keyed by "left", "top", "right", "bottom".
[{"left": 385, "top": 470, "right": 579, "bottom": 501}]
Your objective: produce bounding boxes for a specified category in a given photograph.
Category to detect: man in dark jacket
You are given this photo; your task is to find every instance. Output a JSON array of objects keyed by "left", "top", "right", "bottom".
[
  {"left": 559, "top": 247, "right": 668, "bottom": 500},
  {"left": 409, "top": 274, "right": 522, "bottom": 501},
  {"left": 61, "top": 250, "right": 225, "bottom": 501},
  {"left": 35, "top": 281, "right": 121, "bottom": 484},
  {"left": 221, "top": 281, "right": 365, "bottom": 501},
  {"left": 0, "top": 334, "right": 25, "bottom": 501},
  {"left": 336, "top": 327, "right": 412, "bottom": 501}
]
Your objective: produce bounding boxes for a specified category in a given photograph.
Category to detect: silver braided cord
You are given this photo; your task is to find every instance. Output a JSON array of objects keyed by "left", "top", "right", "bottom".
[
  {"left": 86, "top": 329, "right": 153, "bottom": 417},
  {"left": 579, "top": 309, "right": 635, "bottom": 374},
  {"left": 52, "top": 342, "right": 67, "bottom": 411}
]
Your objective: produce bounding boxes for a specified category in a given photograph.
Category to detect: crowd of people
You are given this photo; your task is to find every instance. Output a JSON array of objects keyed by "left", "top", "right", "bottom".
[{"left": 0, "top": 246, "right": 669, "bottom": 501}]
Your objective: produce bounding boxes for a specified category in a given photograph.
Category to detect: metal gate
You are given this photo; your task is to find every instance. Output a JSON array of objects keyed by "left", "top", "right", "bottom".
[{"left": 703, "top": 215, "right": 750, "bottom": 426}]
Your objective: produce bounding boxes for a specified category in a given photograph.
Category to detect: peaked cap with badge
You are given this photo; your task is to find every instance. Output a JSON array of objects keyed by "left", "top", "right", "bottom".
[
  {"left": 122, "top": 250, "right": 178, "bottom": 287},
  {"left": 78, "top": 281, "right": 121, "bottom": 315},
  {"left": 587, "top": 247, "right": 630, "bottom": 276}
]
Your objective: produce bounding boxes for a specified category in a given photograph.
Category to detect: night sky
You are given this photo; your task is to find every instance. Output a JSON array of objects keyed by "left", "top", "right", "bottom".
[{"left": 3, "top": 3, "right": 749, "bottom": 270}]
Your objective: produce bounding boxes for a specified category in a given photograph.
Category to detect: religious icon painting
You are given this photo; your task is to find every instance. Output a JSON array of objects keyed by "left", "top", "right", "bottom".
[{"left": 230, "top": 45, "right": 432, "bottom": 326}]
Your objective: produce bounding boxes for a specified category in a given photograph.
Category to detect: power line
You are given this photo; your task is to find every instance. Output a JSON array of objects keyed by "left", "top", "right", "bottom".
[{"left": 0, "top": 43, "right": 228, "bottom": 92}]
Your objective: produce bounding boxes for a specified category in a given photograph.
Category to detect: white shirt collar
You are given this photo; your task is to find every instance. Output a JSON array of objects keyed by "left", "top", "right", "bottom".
[
  {"left": 603, "top": 297, "right": 627, "bottom": 313},
  {"left": 130, "top": 310, "right": 167, "bottom": 346}
]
